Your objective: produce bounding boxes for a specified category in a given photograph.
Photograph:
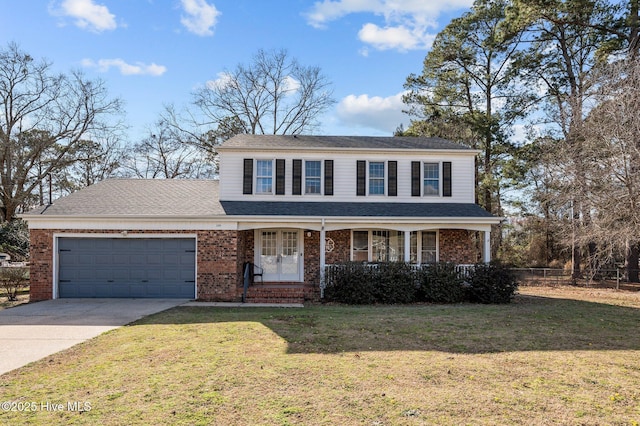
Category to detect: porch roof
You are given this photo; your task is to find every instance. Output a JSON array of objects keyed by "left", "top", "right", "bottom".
[{"left": 220, "top": 201, "right": 495, "bottom": 218}]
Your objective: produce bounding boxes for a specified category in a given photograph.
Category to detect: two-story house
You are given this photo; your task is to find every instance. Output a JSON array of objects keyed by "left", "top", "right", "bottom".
[{"left": 22, "top": 135, "right": 501, "bottom": 303}]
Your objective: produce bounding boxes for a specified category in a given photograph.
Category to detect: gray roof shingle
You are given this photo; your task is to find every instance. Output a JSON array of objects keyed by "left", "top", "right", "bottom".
[
  {"left": 26, "top": 179, "right": 224, "bottom": 216},
  {"left": 24, "top": 179, "right": 495, "bottom": 220},
  {"left": 220, "top": 201, "right": 494, "bottom": 218},
  {"left": 220, "top": 135, "right": 474, "bottom": 151}
]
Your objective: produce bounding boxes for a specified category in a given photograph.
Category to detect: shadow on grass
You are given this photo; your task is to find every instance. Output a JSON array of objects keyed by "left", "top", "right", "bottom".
[{"left": 136, "top": 295, "right": 640, "bottom": 354}]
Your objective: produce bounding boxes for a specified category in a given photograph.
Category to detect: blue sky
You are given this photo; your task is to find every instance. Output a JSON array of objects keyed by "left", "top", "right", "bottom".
[{"left": 1, "top": 0, "right": 474, "bottom": 142}]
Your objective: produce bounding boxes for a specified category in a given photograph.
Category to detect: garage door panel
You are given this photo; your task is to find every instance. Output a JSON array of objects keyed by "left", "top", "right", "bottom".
[{"left": 58, "top": 238, "right": 196, "bottom": 299}]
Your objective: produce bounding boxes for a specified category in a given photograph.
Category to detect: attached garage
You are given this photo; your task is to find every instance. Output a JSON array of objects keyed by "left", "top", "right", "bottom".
[{"left": 57, "top": 237, "right": 196, "bottom": 298}]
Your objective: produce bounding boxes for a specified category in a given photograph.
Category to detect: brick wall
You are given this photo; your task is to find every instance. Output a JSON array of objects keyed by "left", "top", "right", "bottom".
[
  {"left": 439, "top": 229, "right": 478, "bottom": 264},
  {"left": 326, "top": 230, "right": 351, "bottom": 264},
  {"left": 27, "top": 229, "right": 243, "bottom": 302}
]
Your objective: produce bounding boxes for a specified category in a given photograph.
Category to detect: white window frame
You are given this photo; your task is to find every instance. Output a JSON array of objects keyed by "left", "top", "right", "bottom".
[
  {"left": 255, "top": 159, "right": 274, "bottom": 195},
  {"left": 368, "top": 161, "right": 385, "bottom": 196},
  {"left": 304, "top": 160, "right": 323, "bottom": 195},
  {"left": 351, "top": 230, "right": 439, "bottom": 264},
  {"left": 423, "top": 162, "right": 441, "bottom": 197}
]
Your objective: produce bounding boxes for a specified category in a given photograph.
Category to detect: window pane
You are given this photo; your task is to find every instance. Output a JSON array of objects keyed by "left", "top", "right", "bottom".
[
  {"left": 305, "top": 161, "right": 321, "bottom": 194},
  {"left": 256, "top": 160, "right": 273, "bottom": 194},
  {"left": 372, "top": 230, "right": 388, "bottom": 262},
  {"left": 369, "top": 162, "right": 385, "bottom": 195},
  {"left": 353, "top": 231, "right": 369, "bottom": 262},
  {"left": 388, "top": 231, "right": 404, "bottom": 262},
  {"left": 421, "top": 231, "right": 437, "bottom": 263},
  {"left": 424, "top": 163, "right": 439, "bottom": 196}
]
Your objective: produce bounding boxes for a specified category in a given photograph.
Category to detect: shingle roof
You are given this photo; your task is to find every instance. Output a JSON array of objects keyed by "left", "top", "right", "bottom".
[
  {"left": 26, "top": 179, "right": 224, "bottom": 216},
  {"left": 24, "top": 179, "right": 495, "bottom": 220},
  {"left": 220, "top": 135, "right": 474, "bottom": 151},
  {"left": 220, "top": 201, "right": 495, "bottom": 218}
]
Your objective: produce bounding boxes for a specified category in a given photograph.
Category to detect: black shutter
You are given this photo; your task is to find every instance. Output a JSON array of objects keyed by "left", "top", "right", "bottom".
[
  {"left": 411, "top": 161, "right": 421, "bottom": 196},
  {"left": 356, "top": 160, "right": 366, "bottom": 196},
  {"left": 292, "top": 159, "right": 302, "bottom": 195},
  {"left": 443, "top": 161, "right": 452, "bottom": 197},
  {"left": 324, "top": 160, "right": 334, "bottom": 196},
  {"left": 243, "top": 159, "right": 253, "bottom": 194},
  {"left": 275, "top": 159, "right": 285, "bottom": 195},
  {"left": 388, "top": 161, "right": 397, "bottom": 196}
]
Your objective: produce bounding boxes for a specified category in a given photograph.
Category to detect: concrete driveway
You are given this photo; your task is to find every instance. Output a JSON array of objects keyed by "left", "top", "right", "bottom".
[{"left": 0, "top": 299, "right": 187, "bottom": 375}]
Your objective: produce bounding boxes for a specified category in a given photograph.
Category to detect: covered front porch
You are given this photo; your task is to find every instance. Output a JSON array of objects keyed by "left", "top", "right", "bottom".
[{"left": 236, "top": 219, "right": 495, "bottom": 302}]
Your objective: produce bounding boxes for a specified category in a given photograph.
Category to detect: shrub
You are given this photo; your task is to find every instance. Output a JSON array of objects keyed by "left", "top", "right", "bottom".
[
  {"left": 373, "top": 262, "right": 417, "bottom": 304},
  {"left": 0, "top": 267, "right": 29, "bottom": 301},
  {"left": 467, "top": 262, "right": 518, "bottom": 304},
  {"left": 323, "top": 262, "right": 376, "bottom": 304},
  {"left": 418, "top": 262, "right": 467, "bottom": 303}
]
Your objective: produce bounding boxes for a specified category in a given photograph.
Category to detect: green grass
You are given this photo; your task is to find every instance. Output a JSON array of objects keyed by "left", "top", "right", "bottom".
[{"left": 2, "top": 286, "right": 640, "bottom": 425}]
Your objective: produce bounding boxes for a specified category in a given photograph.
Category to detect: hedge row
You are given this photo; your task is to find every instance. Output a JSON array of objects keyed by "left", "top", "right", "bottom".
[{"left": 323, "top": 262, "right": 518, "bottom": 305}]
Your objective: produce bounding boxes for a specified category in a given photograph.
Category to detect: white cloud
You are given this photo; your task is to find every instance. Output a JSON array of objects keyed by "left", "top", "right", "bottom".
[
  {"left": 52, "top": 0, "right": 118, "bottom": 32},
  {"left": 336, "top": 92, "right": 408, "bottom": 133},
  {"left": 305, "top": 0, "right": 472, "bottom": 52},
  {"left": 358, "top": 23, "right": 435, "bottom": 51},
  {"left": 81, "top": 59, "right": 167, "bottom": 76},
  {"left": 180, "top": 0, "right": 221, "bottom": 36}
]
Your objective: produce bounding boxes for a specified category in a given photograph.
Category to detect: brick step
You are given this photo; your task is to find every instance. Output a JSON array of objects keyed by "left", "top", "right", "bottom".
[{"left": 245, "top": 286, "right": 306, "bottom": 304}]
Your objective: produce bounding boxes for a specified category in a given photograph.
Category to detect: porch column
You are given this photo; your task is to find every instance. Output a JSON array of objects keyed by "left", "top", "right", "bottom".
[
  {"left": 483, "top": 230, "right": 491, "bottom": 263},
  {"left": 404, "top": 231, "right": 411, "bottom": 263},
  {"left": 319, "top": 219, "right": 326, "bottom": 297}
]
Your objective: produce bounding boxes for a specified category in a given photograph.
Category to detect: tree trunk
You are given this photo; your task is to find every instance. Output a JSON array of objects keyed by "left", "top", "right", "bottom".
[{"left": 627, "top": 242, "right": 640, "bottom": 283}]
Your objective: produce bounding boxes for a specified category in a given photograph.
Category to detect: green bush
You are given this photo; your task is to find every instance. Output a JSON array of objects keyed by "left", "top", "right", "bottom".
[
  {"left": 324, "top": 262, "right": 417, "bottom": 304},
  {"left": 0, "top": 267, "right": 29, "bottom": 301},
  {"left": 323, "top": 262, "right": 377, "bottom": 304},
  {"left": 373, "top": 262, "right": 417, "bottom": 304},
  {"left": 467, "top": 262, "right": 519, "bottom": 304},
  {"left": 418, "top": 262, "right": 466, "bottom": 303}
]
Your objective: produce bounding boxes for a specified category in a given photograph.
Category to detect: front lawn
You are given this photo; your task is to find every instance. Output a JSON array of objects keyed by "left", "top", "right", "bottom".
[{"left": 2, "top": 286, "right": 640, "bottom": 425}]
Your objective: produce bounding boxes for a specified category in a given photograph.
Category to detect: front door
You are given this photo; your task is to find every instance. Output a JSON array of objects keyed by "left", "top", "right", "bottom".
[{"left": 258, "top": 230, "right": 302, "bottom": 281}]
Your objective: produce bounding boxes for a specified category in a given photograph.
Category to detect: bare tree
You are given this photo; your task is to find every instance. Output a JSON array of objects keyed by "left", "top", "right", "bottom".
[
  {"left": 192, "top": 49, "right": 335, "bottom": 136},
  {"left": 126, "top": 121, "right": 215, "bottom": 179},
  {"left": 0, "top": 42, "right": 124, "bottom": 220},
  {"left": 576, "top": 58, "right": 640, "bottom": 281}
]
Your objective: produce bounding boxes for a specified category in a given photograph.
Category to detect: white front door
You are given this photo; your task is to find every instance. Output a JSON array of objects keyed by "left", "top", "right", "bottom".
[{"left": 257, "top": 230, "right": 302, "bottom": 281}]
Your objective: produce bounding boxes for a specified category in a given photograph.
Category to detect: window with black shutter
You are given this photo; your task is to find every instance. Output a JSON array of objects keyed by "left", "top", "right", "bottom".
[
  {"left": 411, "top": 161, "right": 421, "bottom": 196},
  {"left": 292, "top": 159, "right": 302, "bottom": 195},
  {"left": 243, "top": 159, "right": 253, "bottom": 194},
  {"left": 356, "top": 160, "right": 366, "bottom": 196},
  {"left": 388, "top": 161, "right": 397, "bottom": 196},
  {"left": 443, "top": 161, "right": 452, "bottom": 197},
  {"left": 275, "top": 159, "right": 285, "bottom": 195},
  {"left": 324, "top": 160, "right": 334, "bottom": 196}
]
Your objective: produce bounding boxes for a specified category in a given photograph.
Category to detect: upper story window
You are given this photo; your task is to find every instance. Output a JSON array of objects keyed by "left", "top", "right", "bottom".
[
  {"left": 423, "top": 163, "right": 440, "bottom": 196},
  {"left": 369, "top": 162, "right": 385, "bottom": 195},
  {"left": 305, "top": 160, "right": 322, "bottom": 194},
  {"left": 256, "top": 160, "right": 273, "bottom": 194}
]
